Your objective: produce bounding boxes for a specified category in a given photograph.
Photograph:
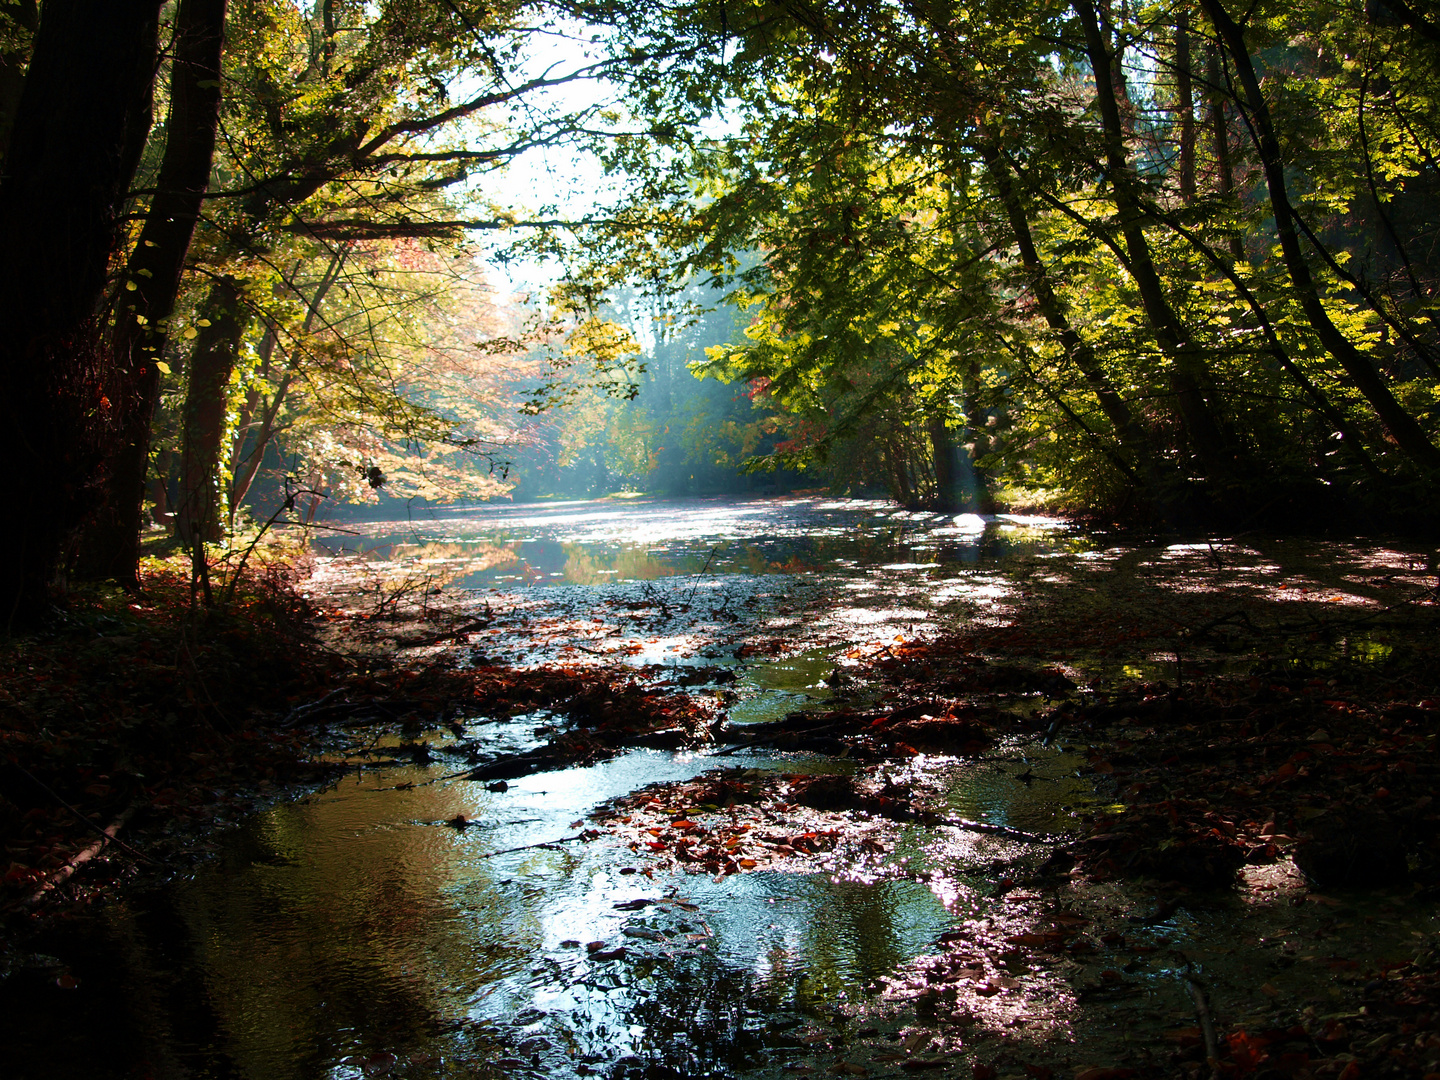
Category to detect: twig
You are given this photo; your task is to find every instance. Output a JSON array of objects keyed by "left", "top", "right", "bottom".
[
  {"left": 285, "top": 686, "right": 347, "bottom": 723},
  {"left": 1179, "top": 957, "right": 1223, "bottom": 1080},
  {"left": 937, "top": 816, "right": 1053, "bottom": 844},
  {"left": 479, "top": 833, "right": 586, "bottom": 858},
  {"left": 368, "top": 765, "right": 477, "bottom": 790},
  {"left": 6, "top": 805, "right": 141, "bottom": 911},
  {"left": 683, "top": 543, "right": 723, "bottom": 608}
]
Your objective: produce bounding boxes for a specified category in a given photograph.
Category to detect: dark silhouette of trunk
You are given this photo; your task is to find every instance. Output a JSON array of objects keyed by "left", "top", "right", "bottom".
[
  {"left": 1078, "top": 0, "right": 1237, "bottom": 482},
  {"left": 0, "top": 0, "right": 36, "bottom": 161},
  {"left": 226, "top": 326, "right": 279, "bottom": 522},
  {"left": 0, "top": 0, "right": 161, "bottom": 630},
  {"left": 149, "top": 446, "right": 174, "bottom": 526},
  {"left": 76, "top": 0, "right": 229, "bottom": 584},
  {"left": 964, "top": 371, "right": 999, "bottom": 513},
  {"left": 1201, "top": 0, "right": 1440, "bottom": 474},
  {"left": 176, "top": 276, "right": 250, "bottom": 546},
  {"left": 228, "top": 368, "right": 293, "bottom": 519},
  {"left": 1206, "top": 43, "right": 1246, "bottom": 263},
  {"left": 1175, "top": 7, "right": 1196, "bottom": 201},
  {"left": 979, "top": 140, "right": 1160, "bottom": 489},
  {"left": 886, "top": 437, "right": 915, "bottom": 506}
]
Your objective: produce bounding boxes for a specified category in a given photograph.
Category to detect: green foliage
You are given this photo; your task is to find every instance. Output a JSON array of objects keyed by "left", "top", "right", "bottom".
[{"left": 560, "top": 0, "right": 1440, "bottom": 520}]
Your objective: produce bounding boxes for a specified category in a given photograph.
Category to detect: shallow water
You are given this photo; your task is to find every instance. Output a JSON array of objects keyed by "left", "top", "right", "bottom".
[{"left": 7, "top": 498, "right": 1438, "bottom": 1079}]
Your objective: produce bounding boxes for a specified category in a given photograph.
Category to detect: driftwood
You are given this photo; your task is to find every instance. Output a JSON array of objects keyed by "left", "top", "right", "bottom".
[
  {"left": 15, "top": 765, "right": 158, "bottom": 866},
  {"left": 1180, "top": 957, "right": 1223, "bottom": 1080},
  {"left": 8, "top": 805, "right": 139, "bottom": 911},
  {"left": 477, "top": 833, "right": 587, "bottom": 859},
  {"left": 934, "top": 816, "right": 1053, "bottom": 844}
]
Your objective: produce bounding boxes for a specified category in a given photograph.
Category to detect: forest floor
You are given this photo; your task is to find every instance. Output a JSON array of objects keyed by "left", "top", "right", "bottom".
[{"left": 2, "top": 531, "right": 1440, "bottom": 1079}]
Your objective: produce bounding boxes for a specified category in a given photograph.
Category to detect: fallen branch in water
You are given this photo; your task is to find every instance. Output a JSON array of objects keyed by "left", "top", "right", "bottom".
[
  {"left": 14, "top": 766, "right": 159, "bottom": 866},
  {"left": 478, "top": 833, "right": 587, "bottom": 858},
  {"left": 936, "top": 816, "right": 1053, "bottom": 844},
  {"left": 7, "top": 805, "right": 140, "bottom": 912},
  {"left": 1180, "top": 957, "right": 1223, "bottom": 1080}
]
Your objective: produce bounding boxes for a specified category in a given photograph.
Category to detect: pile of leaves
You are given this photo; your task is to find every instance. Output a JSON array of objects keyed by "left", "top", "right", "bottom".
[{"left": 591, "top": 770, "right": 901, "bottom": 877}]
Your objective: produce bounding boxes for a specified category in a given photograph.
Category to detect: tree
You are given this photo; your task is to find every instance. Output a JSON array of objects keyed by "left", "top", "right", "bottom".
[
  {"left": 0, "top": 0, "right": 162, "bottom": 628},
  {"left": 78, "top": 0, "right": 229, "bottom": 582}
]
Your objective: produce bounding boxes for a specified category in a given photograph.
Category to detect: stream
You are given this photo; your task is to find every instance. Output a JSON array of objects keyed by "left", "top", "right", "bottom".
[{"left": 5, "top": 496, "right": 1438, "bottom": 1080}]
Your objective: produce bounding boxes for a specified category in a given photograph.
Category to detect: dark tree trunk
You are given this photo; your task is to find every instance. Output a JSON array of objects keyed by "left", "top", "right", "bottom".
[
  {"left": 927, "top": 414, "right": 962, "bottom": 512},
  {"left": 979, "top": 140, "right": 1161, "bottom": 488},
  {"left": 1206, "top": 43, "right": 1246, "bottom": 263},
  {"left": 1078, "top": 0, "right": 1237, "bottom": 482},
  {"left": 1201, "top": 0, "right": 1440, "bottom": 475},
  {"left": 76, "top": 0, "right": 229, "bottom": 583},
  {"left": 176, "top": 276, "right": 250, "bottom": 546},
  {"left": 886, "top": 437, "right": 914, "bottom": 507},
  {"left": 149, "top": 446, "right": 174, "bottom": 526},
  {"left": 1175, "top": 7, "right": 1196, "bottom": 201},
  {"left": 0, "top": 0, "right": 161, "bottom": 630}
]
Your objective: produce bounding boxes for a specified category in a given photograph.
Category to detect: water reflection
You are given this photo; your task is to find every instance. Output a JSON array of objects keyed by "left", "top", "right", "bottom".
[{"left": 52, "top": 753, "right": 956, "bottom": 1080}]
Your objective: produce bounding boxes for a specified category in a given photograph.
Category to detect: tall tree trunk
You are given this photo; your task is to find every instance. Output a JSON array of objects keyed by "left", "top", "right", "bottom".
[
  {"left": 76, "top": 0, "right": 229, "bottom": 584},
  {"left": 0, "top": 0, "right": 161, "bottom": 630},
  {"left": 228, "top": 368, "right": 293, "bottom": 517},
  {"left": 226, "top": 325, "right": 278, "bottom": 524},
  {"left": 980, "top": 141, "right": 1161, "bottom": 489},
  {"left": 1206, "top": 42, "right": 1246, "bottom": 263},
  {"left": 1078, "top": 0, "right": 1237, "bottom": 482},
  {"left": 927, "top": 413, "right": 962, "bottom": 511},
  {"left": 958, "top": 367, "right": 997, "bottom": 512},
  {"left": 1201, "top": 0, "right": 1440, "bottom": 474},
  {"left": 1175, "top": 7, "right": 1197, "bottom": 201},
  {"left": 886, "top": 436, "right": 915, "bottom": 507},
  {"left": 149, "top": 446, "right": 174, "bottom": 526},
  {"left": 176, "top": 276, "right": 250, "bottom": 546}
]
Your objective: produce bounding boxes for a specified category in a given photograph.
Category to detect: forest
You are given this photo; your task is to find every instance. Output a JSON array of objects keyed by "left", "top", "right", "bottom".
[
  {"left": 3, "top": 2, "right": 1440, "bottom": 1079},
  {"left": 0, "top": 0, "right": 1435, "bottom": 623}
]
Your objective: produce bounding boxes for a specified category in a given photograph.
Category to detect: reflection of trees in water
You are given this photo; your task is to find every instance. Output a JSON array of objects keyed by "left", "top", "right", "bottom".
[
  {"left": 794, "top": 879, "right": 910, "bottom": 1003},
  {"left": 104, "top": 801, "right": 539, "bottom": 1080},
  {"left": 559, "top": 543, "right": 703, "bottom": 585},
  {"left": 610, "top": 955, "right": 801, "bottom": 1079},
  {"left": 601, "top": 878, "right": 929, "bottom": 1079},
  {"left": 323, "top": 505, "right": 1080, "bottom": 595}
]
